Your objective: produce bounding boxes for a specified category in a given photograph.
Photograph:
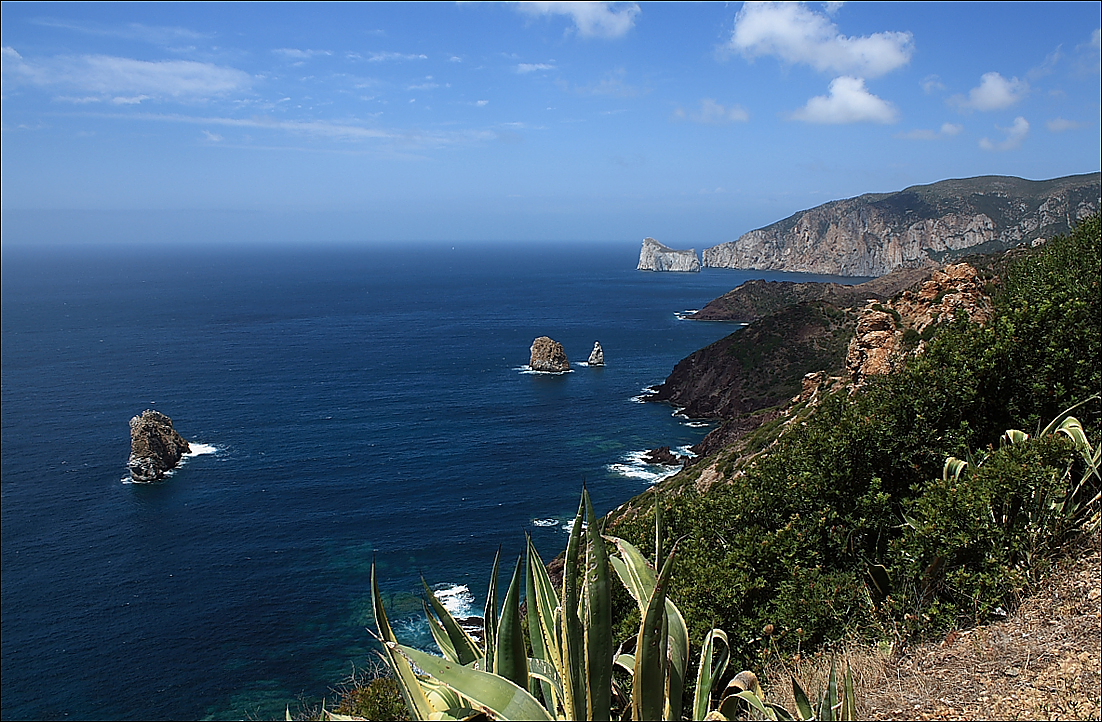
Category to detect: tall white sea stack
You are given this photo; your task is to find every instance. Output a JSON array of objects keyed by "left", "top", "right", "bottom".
[{"left": 637, "top": 237, "right": 701, "bottom": 272}]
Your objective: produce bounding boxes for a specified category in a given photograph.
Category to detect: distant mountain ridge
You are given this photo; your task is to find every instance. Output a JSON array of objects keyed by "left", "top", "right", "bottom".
[{"left": 703, "top": 173, "right": 1101, "bottom": 276}]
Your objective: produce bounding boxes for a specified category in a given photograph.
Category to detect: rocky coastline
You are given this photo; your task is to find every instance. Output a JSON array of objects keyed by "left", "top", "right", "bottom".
[{"left": 637, "top": 237, "right": 701, "bottom": 272}]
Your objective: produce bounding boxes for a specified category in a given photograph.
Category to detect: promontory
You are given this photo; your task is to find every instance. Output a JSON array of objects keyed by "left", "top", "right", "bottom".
[
  {"left": 637, "top": 237, "right": 701, "bottom": 272},
  {"left": 702, "top": 173, "right": 1099, "bottom": 276}
]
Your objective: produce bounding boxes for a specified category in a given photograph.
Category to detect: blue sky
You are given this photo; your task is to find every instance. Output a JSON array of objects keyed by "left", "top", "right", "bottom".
[{"left": 2, "top": 2, "right": 1100, "bottom": 245}]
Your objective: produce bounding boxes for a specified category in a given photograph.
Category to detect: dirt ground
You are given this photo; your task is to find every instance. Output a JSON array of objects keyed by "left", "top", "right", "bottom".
[{"left": 762, "top": 530, "right": 1102, "bottom": 721}]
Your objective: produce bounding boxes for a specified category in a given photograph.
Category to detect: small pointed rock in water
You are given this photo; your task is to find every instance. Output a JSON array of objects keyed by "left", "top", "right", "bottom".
[
  {"left": 588, "top": 341, "right": 605, "bottom": 366},
  {"left": 530, "top": 336, "right": 570, "bottom": 372}
]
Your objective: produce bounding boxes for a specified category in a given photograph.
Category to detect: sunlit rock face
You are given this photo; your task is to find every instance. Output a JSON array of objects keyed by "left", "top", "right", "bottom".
[
  {"left": 637, "top": 237, "right": 701, "bottom": 272},
  {"left": 588, "top": 341, "right": 605, "bottom": 366},
  {"left": 703, "top": 173, "right": 1100, "bottom": 276},
  {"left": 530, "top": 336, "right": 570, "bottom": 372},
  {"left": 128, "top": 410, "right": 191, "bottom": 482}
]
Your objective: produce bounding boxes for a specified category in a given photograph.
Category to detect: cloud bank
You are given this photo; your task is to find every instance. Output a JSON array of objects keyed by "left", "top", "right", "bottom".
[
  {"left": 729, "top": 1, "right": 913, "bottom": 78},
  {"left": 514, "top": 2, "right": 640, "bottom": 39},
  {"left": 791, "top": 76, "right": 898, "bottom": 124}
]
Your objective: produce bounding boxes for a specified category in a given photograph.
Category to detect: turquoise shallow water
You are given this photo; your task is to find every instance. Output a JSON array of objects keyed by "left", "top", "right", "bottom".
[{"left": 0, "top": 241, "right": 863, "bottom": 720}]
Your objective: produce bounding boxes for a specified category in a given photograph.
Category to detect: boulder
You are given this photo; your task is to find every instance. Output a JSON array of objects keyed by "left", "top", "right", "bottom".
[
  {"left": 588, "top": 341, "right": 605, "bottom": 366},
  {"left": 530, "top": 337, "right": 570, "bottom": 372},
  {"left": 128, "top": 410, "right": 191, "bottom": 482}
]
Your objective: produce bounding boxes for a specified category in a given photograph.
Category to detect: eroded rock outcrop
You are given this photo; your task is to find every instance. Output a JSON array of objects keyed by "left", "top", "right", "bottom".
[
  {"left": 846, "top": 263, "right": 993, "bottom": 385},
  {"left": 588, "top": 341, "right": 605, "bottom": 366},
  {"left": 128, "top": 410, "right": 191, "bottom": 482},
  {"left": 530, "top": 336, "right": 570, "bottom": 372},
  {"left": 637, "top": 237, "right": 701, "bottom": 272},
  {"left": 703, "top": 173, "right": 1099, "bottom": 276}
]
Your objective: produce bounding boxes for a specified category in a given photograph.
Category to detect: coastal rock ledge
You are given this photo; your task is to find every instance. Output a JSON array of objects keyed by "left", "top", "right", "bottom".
[
  {"left": 128, "top": 410, "right": 191, "bottom": 482},
  {"left": 530, "top": 336, "right": 571, "bottom": 372},
  {"left": 637, "top": 237, "right": 701, "bottom": 272}
]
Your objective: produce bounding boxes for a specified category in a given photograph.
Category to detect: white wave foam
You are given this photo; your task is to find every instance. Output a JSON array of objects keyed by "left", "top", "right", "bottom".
[
  {"left": 561, "top": 519, "right": 589, "bottom": 535},
  {"left": 532, "top": 518, "right": 559, "bottom": 527},
  {"left": 682, "top": 420, "right": 711, "bottom": 428},
  {"left": 674, "top": 309, "right": 699, "bottom": 320},
  {"left": 631, "top": 386, "right": 660, "bottom": 403},
  {"left": 607, "top": 449, "right": 684, "bottom": 485},
  {"left": 515, "top": 365, "right": 574, "bottom": 375},
  {"left": 184, "top": 442, "right": 217, "bottom": 457},
  {"left": 433, "top": 584, "right": 476, "bottom": 619}
]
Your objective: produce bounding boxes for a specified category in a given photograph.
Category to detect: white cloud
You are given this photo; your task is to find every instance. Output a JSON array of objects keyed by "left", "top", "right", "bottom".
[
  {"left": 896, "top": 122, "right": 962, "bottom": 141},
  {"left": 517, "top": 63, "right": 556, "bottom": 73},
  {"left": 273, "top": 48, "right": 331, "bottom": 60},
  {"left": 366, "top": 51, "right": 428, "bottom": 62},
  {"left": 674, "top": 98, "right": 749, "bottom": 124},
  {"left": 921, "top": 74, "right": 945, "bottom": 94},
  {"left": 3, "top": 48, "right": 251, "bottom": 100},
  {"left": 475, "top": 100, "right": 489, "bottom": 106},
  {"left": 729, "top": 2, "right": 913, "bottom": 78},
  {"left": 791, "top": 76, "right": 898, "bottom": 124},
  {"left": 514, "top": 2, "right": 640, "bottom": 39},
  {"left": 951, "top": 72, "right": 1028, "bottom": 111},
  {"left": 979, "top": 116, "right": 1029, "bottom": 151},
  {"left": 1046, "top": 117, "right": 1085, "bottom": 132}
]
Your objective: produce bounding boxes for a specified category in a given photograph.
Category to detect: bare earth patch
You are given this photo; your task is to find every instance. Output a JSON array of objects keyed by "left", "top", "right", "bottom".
[{"left": 762, "top": 531, "right": 1101, "bottom": 720}]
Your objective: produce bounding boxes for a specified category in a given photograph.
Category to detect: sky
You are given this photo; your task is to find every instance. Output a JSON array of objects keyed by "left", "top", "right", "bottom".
[{"left": 2, "top": 1, "right": 1100, "bottom": 246}]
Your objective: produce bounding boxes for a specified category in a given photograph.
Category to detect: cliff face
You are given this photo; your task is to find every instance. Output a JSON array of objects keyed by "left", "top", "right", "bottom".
[
  {"left": 637, "top": 237, "right": 701, "bottom": 272},
  {"left": 703, "top": 173, "right": 1100, "bottom": 276}
]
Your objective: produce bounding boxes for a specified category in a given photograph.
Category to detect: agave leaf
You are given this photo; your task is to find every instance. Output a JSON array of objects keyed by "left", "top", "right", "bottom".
[
  {"left": 322, "top": 710, "right": 365, "bottom": 721},
  {"left": 422, "top": 578, "right": 482, "bottom": 666},
  {"left": 1001, "top": 428, "right": 1031, "bottom": 446},
  {"left": 1041, "top": 396, "right": 1099, "bottom": 437},
  {"left": 819, "top": 659, "right": 839, "bottom": 722},
  {"left": 608, "top": 536, "right": 658, "bottom": 611},
  {"left": 484, "top": 548, "right": 502, "bottom": 675},
  {"left": 732, "top": 690, "right": 772, "bottom": 718},
  {"left": 526, "top": 535, "right": 561, "bottom": 667},
  {"left": 423, "top": 599, "right": 460, "bottom": 663},
  {"left": 562, "top": 494, "right": 587, "bottom": 722},
  {"left": 665, "top": 600, "right": 690, "bottom": 722},
  {"left": 527, "top": 656, "right": 565, "bottom": 711},
  {"left": 942, "top": 457, "right": 968, "bottom": 482},
  {"left": 584, "top": 489, "right": 614, "bottom": 722},
  {"left": 792, "top": 677, "right": 813, "bottom": 720},
  {"left": 393, "top": 644, "right": 555, "bottom": 722},
  {"left": 371, "top": 560, "right": 436, "bottom": 721},
  {"left": 654, "top": 494, "right": 663, "bottom": 567},
  {"left": 692, "top": 629, "right": 730, "bottom": 721},
  {"left": 765, "top": 701, "right": 797, "bottom": 721},
  {"left": 842, "top": 665, "right": 856, "bottom": 721},
  {"left": 614, "top": 653, "right": 636, "bottom": 673},
  {"left": 525, "top": 538, "right": 557, "bottom": 709},
  {"left": 634, "top": 546, "right": 676, "bottom": 722},
  {"left": 495, "top": 556, "right": 530, "bottom": 690}
]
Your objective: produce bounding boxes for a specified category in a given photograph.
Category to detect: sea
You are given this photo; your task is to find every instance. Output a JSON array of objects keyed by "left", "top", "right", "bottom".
[{"left": 0, "top": 241, "right": 862, "bottom": 720}]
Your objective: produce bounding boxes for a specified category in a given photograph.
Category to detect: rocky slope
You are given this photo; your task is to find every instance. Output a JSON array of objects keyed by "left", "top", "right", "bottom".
[
  {"left": 703, "top": 173, "right": 1100, "bottom": 276},
  {"left": 128, "top": 410, "right": 191, "bottom": 482},
  {"left": 529, "top": 336, "right": 570, "bottom": 372},
  {"left": 637, "top": 237, "right": 701, "bottom": 272}
]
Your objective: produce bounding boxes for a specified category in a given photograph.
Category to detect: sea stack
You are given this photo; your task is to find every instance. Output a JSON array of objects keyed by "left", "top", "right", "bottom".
[
  {"left": 637, "top": 237, "right": 701, "bottom": 272},
  {"left": 530, "top": 336, "right": 571, "bottom": 372},
  {"left": 588, "top": 341, "right": 605, "bottom": 366},
  {"left": 128, "top": 410, "right": 191, "bottom": 482}
]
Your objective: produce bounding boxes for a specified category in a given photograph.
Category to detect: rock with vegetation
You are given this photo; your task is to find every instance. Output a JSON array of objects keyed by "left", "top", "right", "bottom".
[
  {"left": 637, "top": 237, "right": 701, "bottom": 272},
  {"left": 529, "top": 336, "right": 570, "bottom": 372},
  {"left": 608, "top": 216, "right": 1100, "bottom": 673},
  {"left": 587, "top": 341, "right": 605, "bottom": 366},
  {"left": 703, "top": 173, "right": 1100, "bottom": 276},
  {"left": 127, "top": 410, "right": 190, "bottom": 482}
]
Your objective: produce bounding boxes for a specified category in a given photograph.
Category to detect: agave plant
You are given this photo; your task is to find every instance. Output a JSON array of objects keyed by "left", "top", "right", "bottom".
[{"left": 366, "top": 488, "right": 857, "bottom": 721}]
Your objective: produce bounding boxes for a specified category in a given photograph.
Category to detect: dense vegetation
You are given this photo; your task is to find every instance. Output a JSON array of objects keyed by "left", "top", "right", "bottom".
[{"left": 609, "top": 215, "right": 1101, "bottom": 670}]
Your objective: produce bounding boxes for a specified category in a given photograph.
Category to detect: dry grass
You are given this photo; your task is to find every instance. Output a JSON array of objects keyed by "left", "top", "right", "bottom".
[{"left": 757, "top": 530, "right": 1101, "bottom": 720}]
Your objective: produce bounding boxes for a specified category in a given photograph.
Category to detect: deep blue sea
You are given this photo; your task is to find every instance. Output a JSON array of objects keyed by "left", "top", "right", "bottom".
[{"left": 1, "top": 241, "right": 862, "bottom": 720}]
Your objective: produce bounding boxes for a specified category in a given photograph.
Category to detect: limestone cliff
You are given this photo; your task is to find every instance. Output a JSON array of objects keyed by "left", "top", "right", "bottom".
[
  {"left": 703, "top": 173, "right": 1100, "bottom": 276},
  {"left": 637, "top": 237, "right": 701, "bottom": 272},
  {"left": 128, "top": 410, "right": 191, "bottom": 482}
]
